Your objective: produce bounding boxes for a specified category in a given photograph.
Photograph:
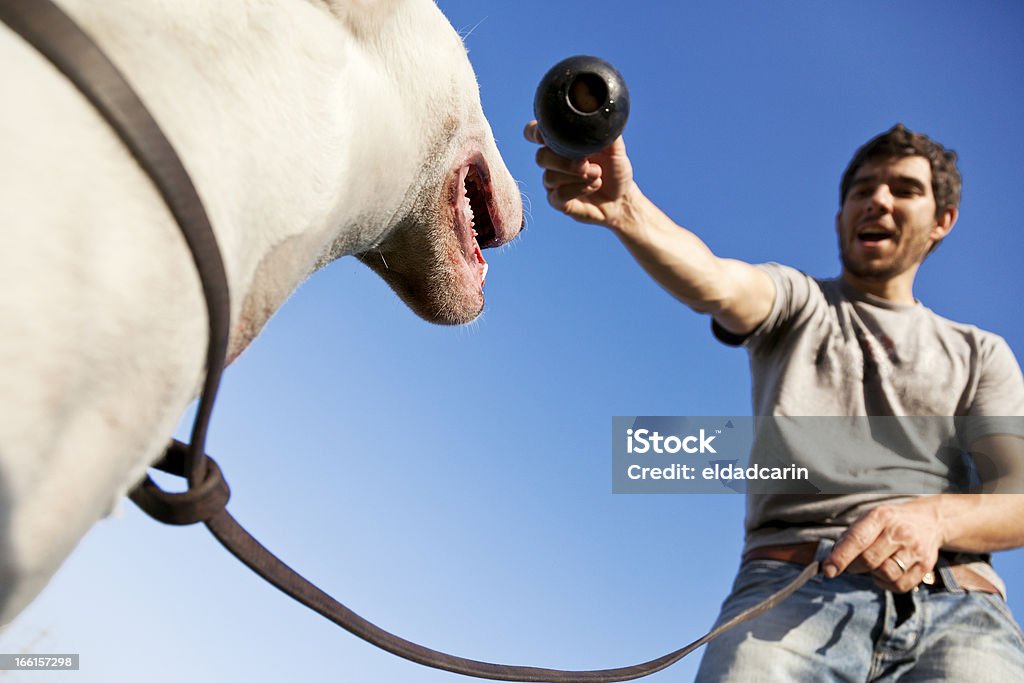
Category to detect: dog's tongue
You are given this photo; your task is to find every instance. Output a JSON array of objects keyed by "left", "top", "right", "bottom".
[{"left": 473, "top": 235, "right": 488, "bottom": 286}]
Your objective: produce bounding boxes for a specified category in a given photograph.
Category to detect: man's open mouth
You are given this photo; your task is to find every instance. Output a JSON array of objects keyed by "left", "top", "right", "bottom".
[
  {"left": 856, "top": 225, "right": 896, "bottom": 245},
  {"left": 453, "top": 160, "right": 503, "bottom": 287}
]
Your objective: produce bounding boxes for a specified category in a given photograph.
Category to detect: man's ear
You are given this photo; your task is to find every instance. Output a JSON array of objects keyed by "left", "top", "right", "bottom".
[{"left": 931, "top": 206, "right": 958, "bottom": 243}]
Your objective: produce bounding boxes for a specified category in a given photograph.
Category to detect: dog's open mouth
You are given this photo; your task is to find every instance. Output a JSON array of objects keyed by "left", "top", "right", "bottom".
[
  {"left": 453, "top": 161, "right": 502, "bottom": 288},
  {"left": 356, "top": 151, "right": 522, "bottom": 326}
]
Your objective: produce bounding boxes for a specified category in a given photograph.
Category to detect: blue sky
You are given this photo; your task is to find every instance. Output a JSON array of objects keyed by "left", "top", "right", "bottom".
[{"left": 3, "top": 2, "right": 1023, "bottom": 681}]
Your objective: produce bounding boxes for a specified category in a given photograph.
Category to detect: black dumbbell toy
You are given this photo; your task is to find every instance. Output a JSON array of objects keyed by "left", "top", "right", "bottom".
[{"left": 534, "top": 55, "right": 630, "bottom": 159}]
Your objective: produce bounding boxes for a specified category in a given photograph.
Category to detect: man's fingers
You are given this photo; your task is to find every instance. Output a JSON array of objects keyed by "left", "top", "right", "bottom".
[
  {"left": 535, "top": 146, "right": 598, "bottom": 177},
  {"left": 854, "top": 542, "right": 904, "bottom": 572},
  {"left": 545, "top": 192, "right": 604, "bottom": 224},
  {"left": 823, "top": 517, "right": 885, "bottom": 578},
  {"left": 824, "top": 504, "right": 939, "bottom": 592},
  {"left": 523, "top": 120, "right": 543, "bottom": 144},
  {"left": 829, "top": 539, "right": 902, "bottom": 576},
  {"left": 872, "top": 557, "right": 933, "bottom": 593},
  {"left": 874, "top": 556, "right": 908, "bottom": 585},
  {"left": 547, "top": 178, "right": 602, "bottom": 206},
  {"left": 542, "top": 169, "right": 600, "bottom": 190},
  {"left": 901, "top": 561, "right": 934, "bottom": 593}
]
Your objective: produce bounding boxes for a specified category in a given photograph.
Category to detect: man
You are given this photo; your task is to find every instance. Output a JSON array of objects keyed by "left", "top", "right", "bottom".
[{"left": 524, "top": 121, "right": 1024, "bottom": 681}]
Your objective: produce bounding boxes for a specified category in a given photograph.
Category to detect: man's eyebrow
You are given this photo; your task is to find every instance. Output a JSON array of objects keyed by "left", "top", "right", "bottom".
[
  {"left": 849, "top": 174, "right": 927, "bottom": 190},
  {"left": 890, "top": 175, "right": 927, "bottom": 190},
  {"left": 850, "top": 174, "right": 877, "bottom": 187}
]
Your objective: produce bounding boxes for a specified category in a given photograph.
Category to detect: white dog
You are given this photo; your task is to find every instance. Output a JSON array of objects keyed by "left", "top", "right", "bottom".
[{"left": 0, "top": 0, "right": 523, "bottom": 624}]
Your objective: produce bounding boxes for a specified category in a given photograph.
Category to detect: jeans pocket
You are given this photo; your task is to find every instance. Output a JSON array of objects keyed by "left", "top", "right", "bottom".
[
  {"left": 723, "top": 560, "right": 807, "bottom": 611},
  {"left": 977, "top": 592, "right": 1024, "bottom": 645}
]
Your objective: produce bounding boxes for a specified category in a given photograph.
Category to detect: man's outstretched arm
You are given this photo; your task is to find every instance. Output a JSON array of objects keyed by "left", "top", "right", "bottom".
[{"left": 525, "top": 122, "right": 774, "bottom": 336}]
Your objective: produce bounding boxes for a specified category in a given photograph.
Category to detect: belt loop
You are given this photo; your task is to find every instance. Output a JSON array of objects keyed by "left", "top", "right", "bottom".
[
  {"left": 936, "top": 555, "right": 964, "bottom": 594},
  {"left": 814, "top": 539, "right": 835, "bottom": 563}
]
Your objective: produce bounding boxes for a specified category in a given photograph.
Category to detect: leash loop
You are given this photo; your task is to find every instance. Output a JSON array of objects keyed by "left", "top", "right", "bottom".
[{"left": 129, "top": 440, "right": 231, "bottom": 526}]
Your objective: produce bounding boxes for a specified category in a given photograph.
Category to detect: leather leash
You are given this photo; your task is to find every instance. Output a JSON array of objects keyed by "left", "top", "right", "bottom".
[{"left": 1, "top": 1, "right": 821, "bottom": 679}]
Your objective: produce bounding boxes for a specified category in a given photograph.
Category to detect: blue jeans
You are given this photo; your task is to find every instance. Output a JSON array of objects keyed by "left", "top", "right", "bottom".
[{"left": 695, "top": 541, "right": 1024, "bottom": 682}]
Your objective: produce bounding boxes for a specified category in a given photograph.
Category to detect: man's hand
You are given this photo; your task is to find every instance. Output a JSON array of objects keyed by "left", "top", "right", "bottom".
[
  {"left": 523, "top": 120, "right": 636, "bottom": 229},
  {"left": 824, "top": 437, "right": 1024, "bottom": 593},
  {"left": 823, "top": 499, "right": 944, "bottom": 593}
]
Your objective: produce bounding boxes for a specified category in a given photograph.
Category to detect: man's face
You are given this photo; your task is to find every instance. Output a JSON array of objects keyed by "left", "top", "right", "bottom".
[{"left": 837, "top": 155, "right": 950, "bottom": 282}]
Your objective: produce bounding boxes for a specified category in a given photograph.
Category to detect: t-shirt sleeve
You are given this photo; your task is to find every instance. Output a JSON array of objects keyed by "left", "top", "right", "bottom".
[
  {"left": 958, "top": 335, "right": 1024, "bottom": 446},
  {"left": 711, "top": 262, "right": 816, "bottom": 352}
]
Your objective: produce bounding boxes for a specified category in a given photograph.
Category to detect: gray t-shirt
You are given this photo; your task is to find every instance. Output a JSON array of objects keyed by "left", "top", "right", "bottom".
[{"left": 713, "top": 263, "right": 1024, "bottom": 591}]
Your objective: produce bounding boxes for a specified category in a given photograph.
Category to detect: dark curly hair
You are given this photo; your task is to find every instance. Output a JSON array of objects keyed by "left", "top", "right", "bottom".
[{"left": 840, "top": 124, "right": 961, "bottom": 219}]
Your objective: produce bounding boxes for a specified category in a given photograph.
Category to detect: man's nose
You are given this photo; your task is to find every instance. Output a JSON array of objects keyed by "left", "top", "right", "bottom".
[{"left": 868, "top": 185, "right": 894, "bottom": 213}]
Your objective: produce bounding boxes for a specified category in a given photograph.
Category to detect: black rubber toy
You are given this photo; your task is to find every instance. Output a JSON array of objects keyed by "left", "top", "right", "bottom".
[{"left": 534, "top": 55, "right": 630, "bottom": 159}]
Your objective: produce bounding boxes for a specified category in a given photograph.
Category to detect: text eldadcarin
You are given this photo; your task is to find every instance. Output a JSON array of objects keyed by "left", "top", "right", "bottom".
[{"left": 612, "top": 417, "right": 809, "bottom": 494}]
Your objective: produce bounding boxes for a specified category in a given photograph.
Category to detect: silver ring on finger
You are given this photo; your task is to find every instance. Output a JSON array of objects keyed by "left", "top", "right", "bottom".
[{"left": 892, "top": 555, "right": 908, "bottom": 573}]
